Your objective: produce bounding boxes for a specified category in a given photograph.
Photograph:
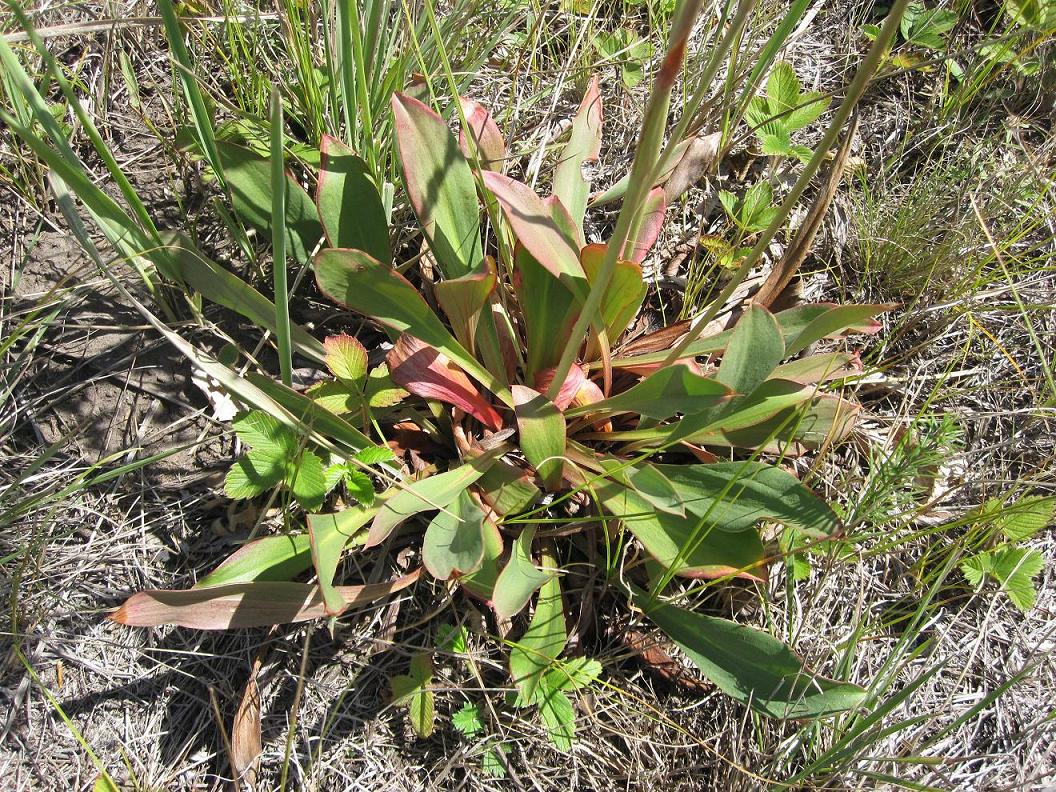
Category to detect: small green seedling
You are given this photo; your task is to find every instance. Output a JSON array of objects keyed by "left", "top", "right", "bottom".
[
  {"left": 719, "top": 180, "right": 782, "bottom": 234},
  {"left": 594, "top": 28, "right": 653, "bottom": 89},
  {"left": 391, "top": 652, "right": 435, "bottom": 737},
  {"left": 745, "top": 62, "right": 831, "bottom": 162},
  {"left": 961, "top": 496, "right": 1054, "bottom": 612}
]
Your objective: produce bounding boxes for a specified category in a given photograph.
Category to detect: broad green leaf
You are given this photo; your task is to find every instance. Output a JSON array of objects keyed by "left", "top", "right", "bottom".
[
  {"left": 566, "top": 363, "right": 731, "bottom": 420},
  {"left": 225, "top": 449, "right": 286, "bottom": 500},
  {"left": 580, "top": 244, "right": 647, "bottom": 354},
  {"left": 286, "top": 449, "right": 328, "bottom": 511},
  {"left": 459, "top": 518, "right": 505, "bottom": 602},
  {"left": 317, "top": 135, "right": 390, "bottom": 263},
  {"left": 786, "top": 91, "right": 831, "bottom": 130},
  {"left": 596, "top": 482, "right": 766, "bottom": 580},
  {"left": 365, "top": 449, "right": 500, "bottom": 548},
  {"left": 423, "top": 490, "right": 488, "bottom": 579},
  {"left": 552, "top": 75, "right": 602, "bottom": 229},
  {"left": 599, "top": 459, "right": 685, "bottom": 517},
  {"left": 482, "top": 171, "right": 587, "bottom": 288},
  {"left": 324, "top": 334, "right": 368, "bottom": 383},
  {"left": 771, "top": 352, "right": 859, "bottom": 385},
  {"left": 195, "top": 534, "right": 312, "bottom": 588},
  {"left": 112, "top": 572, "right": 420, "bottom": 629},
  {"left": 760, "top": 130, "right": 793, "bottom": 157},
  {"left": 632, "top": 591, "right": 867, "bottom": 718},
  {"left": 314, "top": 248, "right": 507, "bottom": 402},
  {"left": 307, "top": 502, "right": 378, "bottom": 614},
  {"left": 673, "top": 378, "right": 817, "bottom": 445},
  {"left": 365, "top": 364, "right": 408, "bottom": 408},
  {"left": 516, "top": 246, "right": 580, "bottom": 377},
  {"left": 392, "top": 93, "right": 482, "bottom": 278},
  {"left": 694, "top": 393, "right": 859, "bottom": 454},
  {"left": 232, "top": 410, "right": 297, "bottom": 458},
  {"left": 307, "top": 381, "right": 363, "bottom": 415},
  {"left": 354, "top": 446, "right": 397, "bottom": 465},
  {"left": 163, "top": 233, "right": 325, "bottom": 363},
  {"left": 341, "top": 468, "right": 376, "bottom": 504},
  {"left": 214, "top": 141, "right": 322, "bottom": 264},
  {"left": 513, "top": 386, "right": 566, "bottom": 490},
  {"left": 493, "top": 526, "right": 553, "bottom": 619},
  {"left": 476, "top": 458, "right": 541, "bottom": 517},
  {"left": 656, "top": 462, "right": 842, "bottom": 537},
  {"left": 717, "top": 305, "right": 785, "bottom": 396},
  {"left": 437, "top": 624, "right": 470, "bottom": 654},
  {"left": 509, "top": 567, "right": 566, "bottom": 705}
]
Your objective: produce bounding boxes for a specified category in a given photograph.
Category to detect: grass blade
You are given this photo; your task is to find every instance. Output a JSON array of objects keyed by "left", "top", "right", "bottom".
[{"left": 270, "top": 85, "right": 293, "bottom": 387}]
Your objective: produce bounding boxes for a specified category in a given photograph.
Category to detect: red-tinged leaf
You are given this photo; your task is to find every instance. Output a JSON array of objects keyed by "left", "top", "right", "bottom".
[
  {"left": 621, "top": 187, "right": 666, "bottom": 263},
  {"left": 553, "top": 75, "right": 602, "bottom": 229},
  {"left": 391, "top": 92, "right": 483, "bottom": 278},
  {"left": 324, "top": 334, "right": 368, "bottom": 383},
  {"left": 544, "top": 193, "right": 586, "bottom": 248},
  {"left": 433, "top": 262, "right": 497, "bottom": 356},
  {"left": 772, "top": 352, "right": 861, "bottom": 385},
  {"left": 458, "top": 98, "right": 506, "bottom": 171},
  {"left": 590, "top": 134, "right": 702, "bottom": 208},
  {"left": 315, "top": 248, "right": 507, "bottom": 402},
  {"left": 512, "top": 385, "right": 566, "bottom": 491},
  {"left": 387, "top": 334, "right": 503, "bottom": 431},
  {"left": 784, "top": 304, "right": 893, "bottom": 355},
  {"left": 617, "top": 357, "right": 705, "bottom": 378},
  {"left": 580, "top": 244, "right": 647, "bottom": 355},
  {"left": 317, "top": 135, "right": 391, "bottom": 263},
  {"left": 111, "top": 572, "right": 420, "bottom": 629},
  {"left": 533, "top": 364, "right": 587, "bottom": 411},
  {"left": 482, "top": 171, "right": 587, "bottom": 290}
]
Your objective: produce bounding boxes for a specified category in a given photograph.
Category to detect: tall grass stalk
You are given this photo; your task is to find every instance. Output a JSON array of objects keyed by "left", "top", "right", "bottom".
[
  {"left": 270, "top": 86, "right": 294, "bottom": 387},
  {"left": 661, "top": 0, "right": 912, "bottom": 366}
]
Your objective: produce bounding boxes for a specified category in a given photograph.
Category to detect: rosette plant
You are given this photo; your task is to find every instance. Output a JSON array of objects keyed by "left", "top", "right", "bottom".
[{"left": 2, "top": 0, "right": 908, "bottom": 749}]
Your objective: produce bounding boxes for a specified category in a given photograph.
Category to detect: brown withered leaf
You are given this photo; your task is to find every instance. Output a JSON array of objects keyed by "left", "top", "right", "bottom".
[{"left": 231, "top": 655, "right": 263, "bottom": 790}]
